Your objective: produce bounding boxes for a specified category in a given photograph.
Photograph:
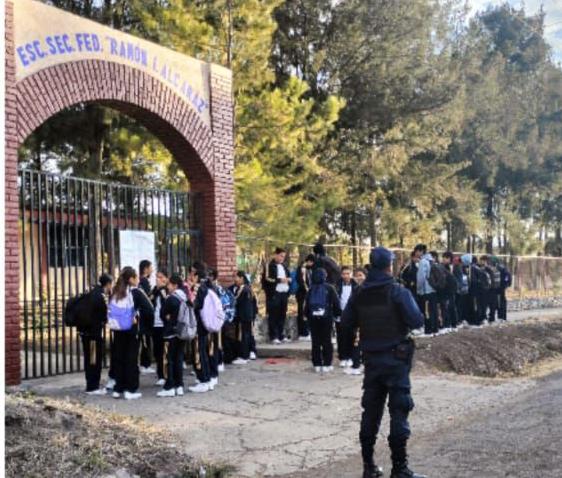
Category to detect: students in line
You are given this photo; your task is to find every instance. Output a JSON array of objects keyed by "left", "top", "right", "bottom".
[
  {"left": 108, "top": 267, "right": 154, "bottom": 400},
  {"left": 305, "top": 268, "right": 342, "bottom": 373},
  {"left": 230, "top": 271, "right": 257, "bottom": 364},
  {"left": 157, "top": 274, "right": 188, "bottom": 397},
  {"left": 150, "top": 269, "right": 169, "bottom": 386},
  {"left": 80, "top": 273, "right": 113, "bottom": 395},
  {"left": 138, "top": 260, "right": 155, "bottom": 375}
]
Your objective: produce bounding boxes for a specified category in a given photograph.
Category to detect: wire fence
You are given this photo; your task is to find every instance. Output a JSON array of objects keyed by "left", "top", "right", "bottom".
[{"left": 236, "top": 237, "right": 562, "bottom": 299}]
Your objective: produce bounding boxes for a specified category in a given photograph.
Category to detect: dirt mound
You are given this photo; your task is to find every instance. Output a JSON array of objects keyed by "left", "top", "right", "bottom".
[
  {"left": 5, "top": 393, "right": 230, "bottom": 478},
  {"left": 415, "top": 317, "right": 562, "bottom": 377}
]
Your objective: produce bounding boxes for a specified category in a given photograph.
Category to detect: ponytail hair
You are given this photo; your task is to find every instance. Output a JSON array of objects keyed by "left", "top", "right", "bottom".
[{"left": 113, "top": 266, "right": 138, "bottom": 301}]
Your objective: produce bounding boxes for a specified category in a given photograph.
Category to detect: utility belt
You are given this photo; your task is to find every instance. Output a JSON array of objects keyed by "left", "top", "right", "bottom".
[{"left": 392, "top": 337, "right": 415, "bottom": 363}]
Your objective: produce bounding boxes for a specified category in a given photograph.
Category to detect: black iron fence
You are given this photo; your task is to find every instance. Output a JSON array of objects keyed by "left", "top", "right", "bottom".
[{"left": 19, "top": 169, "right": 202, "bottom": 379}]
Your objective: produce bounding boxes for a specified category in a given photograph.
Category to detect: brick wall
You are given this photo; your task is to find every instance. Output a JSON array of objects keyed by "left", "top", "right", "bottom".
[{"left": 4, "top": 3, "right": 236, "bottom": 384}]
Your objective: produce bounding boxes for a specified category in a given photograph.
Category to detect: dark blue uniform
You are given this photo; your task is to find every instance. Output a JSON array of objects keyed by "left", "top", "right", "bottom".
[{"left": 343, "top": 266, "right": 425, "bottom": 478}]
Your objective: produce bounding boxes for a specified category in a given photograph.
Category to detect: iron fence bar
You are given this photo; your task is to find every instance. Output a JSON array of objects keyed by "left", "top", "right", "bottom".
[
  {"left": 52, "top": 175, "right": 60, "bottom": 375},
  {"left": 60, "top": 177, "right": 67, "bottom": 374},
  {"left": 20, "top": 171, "right": 29, "bottom": 379},
  {"left": 44, "top": 174, "right": 53, "bottom": 376},
  {"left": 29, "top": 171, "right": 37, "bottom": 378}
]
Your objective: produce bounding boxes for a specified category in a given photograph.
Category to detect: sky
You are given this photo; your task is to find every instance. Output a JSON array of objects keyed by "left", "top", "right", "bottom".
[{"left": 468, "top": 0, "right": 562, "bottom": 63}]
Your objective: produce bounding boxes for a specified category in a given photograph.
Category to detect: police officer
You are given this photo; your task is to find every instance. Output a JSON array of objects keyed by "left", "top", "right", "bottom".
[{"left": 343, "top": 247, "right": 426, "bottom": 478}]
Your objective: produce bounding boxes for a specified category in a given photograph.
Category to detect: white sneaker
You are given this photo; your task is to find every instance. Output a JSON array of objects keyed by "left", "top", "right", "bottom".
[
  {"left": 210, "top": 377, "right": 218, "bottom": 388},
  {"left": 183, "top": 363, "right": 188, "bottom": 370},
  {"left": 345, "top": 367, "right": 363, "bottom": 376},
  {"left": 140, "top": 366, "right": 156, "bottom": 375},
  {"left": 232, "top": 358, "right": 248, "bottom": 365},
  {"left": 331, "top": 337, "right": 337, "bottom": 344},
  {"left": 86, "top": 388, "right": 106, "bottom": 396},
  {"left": 176, "top": 386, "right": 184, "bottom": 396},
  {"left": 340, "top": 360, "right": 350, "bottom": 368},
  {"left": 322, "top": 366, "right": 334, "bottom": 373},
  {"left": 272, "top": 339, "right": 281, "bottom": 345},
  {"left": 112, "top": 391, "right": 121, "bottom": 399},
  {"left": 105, "top": 378, "right": 116, "bottom": 390},
  {"left": 189, "top": 382, "right": 210, "bottom": 393},
  {"left": 249, "top": 352, "right": 257, "bottom": 360},
  {"left": 155, "top": 378, "right": 165, "bottom": 386},
  {"left": 124, "top": 391, "right": 142, "bottom": 400},
  {"left": 314, "top": 366, "right": 322, "bottom": 373},
  {"left": 157, "top": 388, "right": 176, "bottom": 398},
  {"left": 282, "top": 337, "right": 291, "bottom": 343},
  {"left": 218, "top": 363, "right": 226, "bottom": 372},
  {"left": 299, "top": 335, "right": 311, "bottom": 341}
]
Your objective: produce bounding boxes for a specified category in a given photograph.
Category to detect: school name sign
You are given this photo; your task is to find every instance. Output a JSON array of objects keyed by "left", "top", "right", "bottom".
[{"left": 14, "top": 0, "right": 214, "bottom": 125}]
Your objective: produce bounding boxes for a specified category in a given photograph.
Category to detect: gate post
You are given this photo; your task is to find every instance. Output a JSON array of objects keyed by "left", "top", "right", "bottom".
[{"left": 5, "top": 1, "right": 22, "bottom": 385}]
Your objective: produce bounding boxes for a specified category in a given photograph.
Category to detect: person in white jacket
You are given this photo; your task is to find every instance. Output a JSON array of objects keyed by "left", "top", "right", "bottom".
[{"left": 416, "top": 253, "right": 438, "bottom": 334}]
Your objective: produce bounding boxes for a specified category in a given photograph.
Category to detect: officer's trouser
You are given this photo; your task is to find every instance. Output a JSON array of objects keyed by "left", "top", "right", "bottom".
[{"left": 360, "top": 351, "right": 414, "bottom": 466}]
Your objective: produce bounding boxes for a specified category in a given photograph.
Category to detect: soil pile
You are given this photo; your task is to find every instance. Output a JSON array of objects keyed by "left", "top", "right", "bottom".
[
  {"left": 5, "top": 393, "right": 229, "bottom": 477},
  {"left": 415, "top": 317, "right": 562, "bottom": 377}
]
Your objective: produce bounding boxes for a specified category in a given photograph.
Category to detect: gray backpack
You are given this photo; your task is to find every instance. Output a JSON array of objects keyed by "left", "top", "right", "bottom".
[{"left": 174, "top": 292, "right": 197, "bottom": 340}]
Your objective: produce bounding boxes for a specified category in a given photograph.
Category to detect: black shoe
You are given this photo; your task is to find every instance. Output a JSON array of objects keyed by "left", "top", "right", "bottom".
[
  {"left": 363, "top": 464, "right": 383, "bottom": 478},
  {"left": 390, "top": 464, "right": 427, "bottom": 478}
]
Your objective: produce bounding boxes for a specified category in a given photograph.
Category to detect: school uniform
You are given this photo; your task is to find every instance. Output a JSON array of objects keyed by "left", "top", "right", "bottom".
[
  {"left": 335, "top": 279, "right": 357, "bottom": 362},
  {"left": 79, "top": 285, "right": 107, "bottom": 391},
  {"left": 150, "top": 286, "right": 167, "bottom": 380},
  {"left": 139, "top": 276, "right": 153, "bottom": 369},
  {"left": 296, "top": 263, "right": 312, "bottom": 338},
  {"left": 192, "top": 280, "right": 212, "bottom": 384},
  {"left": 305, "top": 270, "right": 342, "bottom": 367},
  {"left": 231, "top": 284, "right": 256, "bottom": 360},
  {"left": 113, "top": 287, "right": 154, "bottom": 394},
  {"left": 160, "top": 289, "right": 187, "bottom": 390},
  {"left": 264, "top": 260, "right": 291, "bottom": 341}
]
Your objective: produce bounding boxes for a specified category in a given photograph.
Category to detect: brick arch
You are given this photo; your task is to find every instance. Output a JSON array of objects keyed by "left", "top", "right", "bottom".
[
  {"left": 5, "top": 0, "right": 236, "bottom": 385},
  {"left": 15, "top": 59, "right": 215, "bottom": 184}
]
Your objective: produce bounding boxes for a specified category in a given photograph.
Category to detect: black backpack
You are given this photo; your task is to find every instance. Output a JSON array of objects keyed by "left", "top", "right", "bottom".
[
  {"left": 64, "top": 292, "right": 94, "bottom": 329},
  {"left": 428, "top": 263, "right": 448, "bottom": 291},
  {"left": 489, "top": 266, "right": 502, "bottom": 289},
  {"left": 476, "top": 267, "right": 491, "bottom": 291}
]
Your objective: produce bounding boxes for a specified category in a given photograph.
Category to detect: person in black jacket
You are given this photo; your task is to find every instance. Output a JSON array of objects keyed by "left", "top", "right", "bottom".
[
  {"left": 157, "top": 274, "right": 187, "bottom": 397},
  {"left": 80, "top": 273, "right": 113, "bottom": 395},
  {"left": 110, "top": 266, "right": 154, "bottom": 400},
  {"left": 189, "top": 263, "right": 214, "bottom": 393},
  {"left": 264, "top": 248, "right": 292, "bottom": 344},
  {"left": 305, "top": 268, "right": 342, "bottom": 373},
  {"left": 150, "top": 269, "right": 169, "bottom": 386},
  {"left": 441, "top": 252, "right": 459, "bottom": 329},
  {"left": 343, "top": 247, "right": 425, "bottom": 478},
  {"left": 313, "top": 242, "right": 341, "bottom": 286},
  {"left": 296, "top": 254, "right": 314, "bottom": 341},
  {"left": 138, "top": 260, "right": 155, "bottom": 374},
  {"left": 230, "top": 271, "right": 257, "bottom": 364},
  {"left": 335, "top": 266, "right": 357, "bottom": 368}
]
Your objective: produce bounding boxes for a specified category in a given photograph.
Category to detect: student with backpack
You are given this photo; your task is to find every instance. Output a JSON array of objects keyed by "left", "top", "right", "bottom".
[
  {"left": 138, "top": 260, "right": 155, "bottom": 375},
  {"left": 229, "top": 271, "right": 257, "bottom": 364},
  {"left": 440, "top": 252, "right": 459, "bottom": 330},
  {"left": 189, "top": 263, "right": 215, "bottom": 393},
  {"left": 453, "top": 256, "right": 470, "bottom": 324},
  {"left": 417, "top": 252, "right": 438, "bottom": 334},
  {"left": 209, "top": 268, "right": 235, "bottom": 373},
  {"left": 296, "top": 254, "right": 314, "bottom": 341},
  {"left": 494, "top": 257, "right": 511, "bottom": 320},
  {"left": 305, "top": 268, "right": 342, "bottom": 373},
  {"left": 108, "top": 267, "right": 154, "bottom": 400},
  {"left": 76, "top": 273, "right": 113, "bottom": 395},
  {"left": 157, "top": 274, "right": 188, "bottom": 397},
  {"left": 482, "top": 255, "right": 501, "bottom": 323},
  {"left": 150, "top": 269, "right": 169, "bottom": 386}
]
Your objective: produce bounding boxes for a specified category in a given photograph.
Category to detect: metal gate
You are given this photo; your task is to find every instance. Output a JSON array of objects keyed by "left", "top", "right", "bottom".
[{"left": 18, "top": 169, "right": 203, "bottom": 379}]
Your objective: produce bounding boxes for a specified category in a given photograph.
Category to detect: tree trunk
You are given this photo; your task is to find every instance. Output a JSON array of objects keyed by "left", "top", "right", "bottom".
[
  {"left": 351, "top": 211, "right": 357, "bottom": 268},
  {"left": 369, "top": 206, "right": 377, "bottom": 247},
  {"left": 485, "top": 190, "right": 494, "bottom": 254}
]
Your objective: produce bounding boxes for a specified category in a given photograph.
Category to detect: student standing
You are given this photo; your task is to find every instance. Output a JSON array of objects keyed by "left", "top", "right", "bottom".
[
  {"left": 80, "top": 274, "right": 113, "bottom": 395},
  {"left": 230, "top": 271, "right": 257, "bottom": 364},
  {"left": 108, "top": 267, "right": 154, "bottom": 400},
  {"left": 296, "top": 254, "right": 314, "bottom": 341},
  {"left": 189, "top": 263, "right": 213, "bottom": 393},
  {"left": 335, "top": 266, "right": 357, "bottom": 368},
  {"left": 138, "top": 260, "right": 155, "bottom": 374},
  {"left": 157, "top": 274, "right": 187, "bottom": 397},
  {"left": 150, "top": 269, "right": 169, "bottom": 386},
  {"left": 354, "top": 268, "right": 368, "bottom": 286},
  {"left": 417, "top": 252, "right": 438, "bottom": 334},
  {"left": 313, "top": 242, "right": 341, "bottom": 286},
  {"left": 305, "top": 268, "right": 342, "bottom": 373},
  {"left": 207, "top": 268, "right": 225, "bottom": 386},
  {"left": 495, "top": 257, "right": 511, "bottom": 320},
  {"left": 441, "top": 252, "right": 459, "bottom": 329},
  {"left": 264, "top": 248, "right": 292, "bottom": 344}
]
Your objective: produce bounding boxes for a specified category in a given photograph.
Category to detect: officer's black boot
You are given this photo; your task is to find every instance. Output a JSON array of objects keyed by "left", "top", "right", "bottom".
[
  {"left": 361, "top": 440, "right": 383, "bottom": 478},
  {"left": 389, "top": 443, "right": 426, "bottom": 478}
]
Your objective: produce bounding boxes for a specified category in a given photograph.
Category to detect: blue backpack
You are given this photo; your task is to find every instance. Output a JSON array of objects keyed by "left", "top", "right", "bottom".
[
  {"left": 308, "top": 284, "right": 329, "bottom": 318},
  {"left": 216, "top": 285, "right": 236, "bottom": 323},
  {"left": 289, "top": 269, "right": 299, "bottom": 295}
]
